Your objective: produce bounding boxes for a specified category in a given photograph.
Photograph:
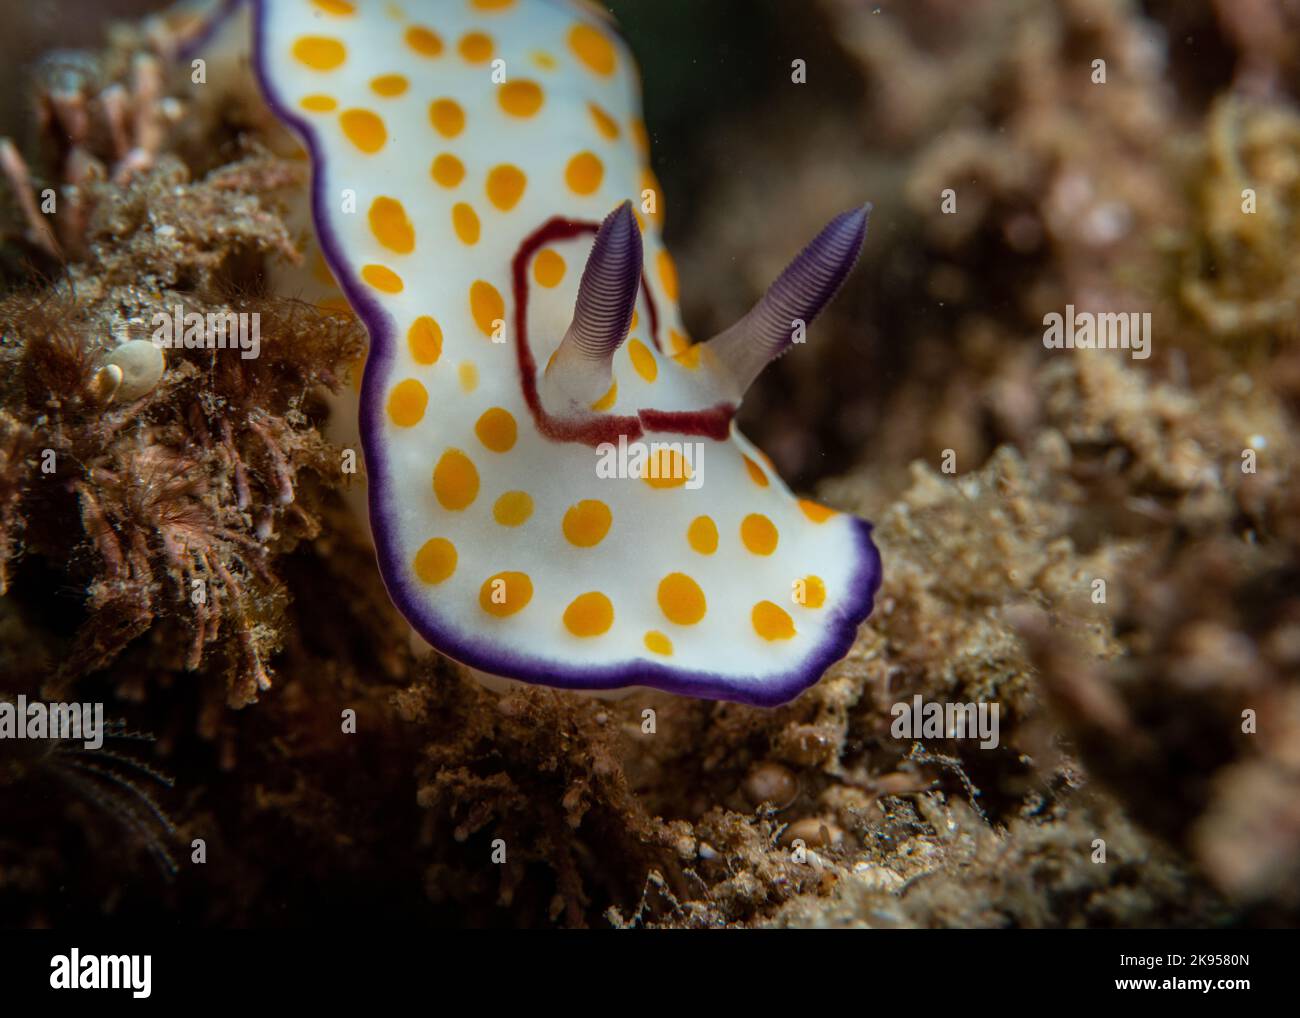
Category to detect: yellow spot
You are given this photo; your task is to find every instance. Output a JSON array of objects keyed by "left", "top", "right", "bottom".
[
  {"left": 292, "top": 36, "right": 346, "bottom": 71},
  {"left": 674, "top": 344, "right": 702, "bottom": 370},
  {"left": 799, "top": 499, "right": 835, "bottom": 523},
  {"left": 493, "top": 491, "right": 533, "bottom": 527},
  {"left": 459, "top": 361, "right": 479, "bottom": 392},
  {"left": 486, "top": 164, "right": 527, "bottom": 211},
  {"left": 370, "top": 74, "right": 408, "bottom": 97},
  {"left": 752, "top": 601, "right": 796, "bottom": 641},
  {"left": 433, "top": 449, "right": 479, "bottom": 510},
  {"left": 340, "top": 108, "right": 386, "bottom": 152},
  {"left": 479, "top": 571, "right": 533, "bottom": 618},
  {"left": 369, "top": 196, "right": 415, "bottom": 254},
  {"left": 387, "top": 378, "right": 427, "bottom": 427},
  {"left": 471, "top": 0, "right": 516, "bottom": 9},
  {"left": 533, "top": 249, "right": 565, "bottom": 287},
  {"left": 300, "top": 94, "right": 337, "bottom": 112},
  {"left": 658, "top": 573, "right": 706, "bottom": 626},
  {"left": 430, "top": 98, "right": 466, "bottom": 138},
  {"left": 564, "top": 592, "right": 614, "bottom": 637},
  {"left": 408, "top": 316, "right": 442, "bottom": 365},
  {"left": 312, "top": 0, "right": 355, "bottom": 14},
  {"left": 413, "top": 538, "right": 456, "bottom": 585},
  {"left": 431, "top": 153, "right": 465, "bottom": 188},
  {"left": 568, "top": 23, "right": 616, "bottom": 76},
  {"left": 562, "top": 499, "right": 612, "bottom": 547},
  {"left": 800, "top": 575, "right": 826, "bottom": 609},
  {"left": 630, "top": 118, "right": 649, "bottom": 155},
  {"left": 469, "top": 281, "right": 504, "bottom": 337},
  {"left": 631, "top": 309, "right": 640, "bottom": 329},
  {"left": 687, "top": 516, "right": 718, "bottom": 555},
  {"left": 452, "top": 202, "right": 481, "bottom": 244},
  {"left": 741, "top": 513, "right": 779, "bottom": 555},
  {"left": 405, "top": 25, "right": 444, "bottom": 57},
  {"left": 532, "top": 51, "right": 557, "bottom": 70},
  {"left": 459, "top": 31, "right": 494, "bottom": 62},
  {"left": 644, "top": 630, "right": 673, "bottom": 656},
  {"left": 588, "top": 102, "right": 620, "bottom": 140},
  {"left": 668, "top": 328, "right": 690, "bottom": 355},
  {"left": 361, "top": 263, "right": 403, "bottom": 293},
  {"left": 743, "top": 455, "right": 769, "bottom": 487},
  {"left": 565, "top": 151, "right": 603, "bottom": 196},
  {"left": 643, "top": 448, "right": 691, "bottom": 489},
  {"left": 590, "top": 379, "right": 617, "bottom": 412},
  {"left": 657, "top": 250, "right": 679, "bottom": 300},
  {"left": 499, "top": 80, "right": 544, "bottom": 117},
  {"left": 628, "top": 338, "right": 657, "bottom": 382},
  {"left": 475, "top": 407, "right": 517, "bottom": 452}
]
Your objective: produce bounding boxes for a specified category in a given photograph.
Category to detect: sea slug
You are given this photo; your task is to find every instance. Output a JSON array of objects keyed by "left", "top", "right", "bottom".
[{"left": 225, "top": 0, "right": 881, "bottom": 705}]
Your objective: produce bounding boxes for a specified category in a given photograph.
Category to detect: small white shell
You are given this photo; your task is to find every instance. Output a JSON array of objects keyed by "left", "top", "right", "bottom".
[{"left": 104, "top": 339, "right": 165, "bottom": 401}]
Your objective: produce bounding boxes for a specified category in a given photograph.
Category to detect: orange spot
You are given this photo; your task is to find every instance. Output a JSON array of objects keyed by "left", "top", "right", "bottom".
[
  {"left": 798, "top": 499, "right": 835, "bottom": 523},
  {"left": 471, "top": 0, "right": 515, "bottom": 9},
  {"left": 799, "top": 575, "right": 826, "bottom": 609},
  {"left": 743, "top": 455, "right": 769, "bottom": 487},
  {"left": 293, "top": 36, "right": 346, "bottom": 71},
  {"left": 493, "top": 491, "right": 533, "bottom": 527},
  {"left": 658, "top": 573, "right": 706, "bottom": 626},
  {"left": 532, "top": 51, "right": 558, "bottom": 70},
  {"left": 499, "top": 80, "right": 544, "bottom": 117},
  {"left": 565, "top": 151, "right": 603, "bottom": 195},
  {"left": 433, "top": 449, "right": 479, "bottom": 510},
  {"left": 590, "top": 379, "right": 617, "bottom": 412},
  {"left": 458, "top": 31, "right": 494, "bottom": 62},
  {"left": 387, "top": 378, "right": 427, "bottom": 427},
  {"left": 300, "top": 94, "right": 337, "bottom": 112},
  {"left": 312, "top": 0, "right": 356, "bottom": 14},
  {"left": 469, "top": 281, "right": 504, "bottom": 337},
  {"left": 430, "top": 98, "right": 465, "bottom": 138},
  {"left": 628, "top": 338, "right": 657, "bottom": 382},
  {"left": 687, "top": 516, "right": 718, "bottom": 555},
  {"left": 564, "top": 592, "right": 614, "bottom": 637},
  {"left": 562, "top": 499, "right": 612, "bottom": 547},
  {"left": 408, "top": 316, "right": 442, "bottom": 365},
  {"left": 431, "top": 153, "right": 465, "bottom": 188},
  {"left": 405, "top": 25, "right": 444, "bottom": 57},
  {"left": 644, "top": 630, "right": 673, "bottom": 656},
  {"left": 643, "top": 448, "right": 691, "bottom": 489},
  {"left": 370, "top": 73, "right": 408, "bottom": 97},
  {"left": 452, "top": 202, "right": 481, "bottom": 244},
  {"left": 533, "top": 249, "right": 565, "bottom": 287},
  {"left": 568, "top": 23, "right": 616, "bottom": 75},
  {"left": 741, "top": 513, "right": 779, "bottom": 555},
  {"left": 657, "top": 250, "right": 679, "bottom": 300},
  {"left": 630, "top": 118, "right": 649, "bottom": 155},
  {"left": 413, "top": 538, "right": 456, "bottom": 585},
  {"left": 752, "top": 601, "right": 796, "bottom": 641},
  {"left": 480, "top": 572, "right": 533, "bottom": 618},
  {"left": 369, "top": 196, "right": 415, "bottom": 254},
  {"left": 588, "top": 102, "right": 620, "bottom": 140},
  {"left": 667, "top": 328, "right": 690, "bottom": 355},
  {"left": 361, "top": 264, "right": 403, "bottom": 292},
  {"left": 340, "top": 108, "right": 386, "bottom": 152},
  {"left": 475, "top": 407, "right": 517, "bottom": 452},
  {"left": 486, "top": 164, "right": 527, "bottom": 211}
]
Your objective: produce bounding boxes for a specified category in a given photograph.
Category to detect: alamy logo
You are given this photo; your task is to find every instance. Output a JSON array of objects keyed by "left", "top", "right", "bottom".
[
  {"left": 1043, "top": 304, "right": 1151, "bottom": 360},
  {"left": 0, "top": 696, "right": 103, "bottom": 750},
  {"left": 50, "top": 950, "right": 151, "bottom": 998},
  {"left": 890, "top": 695, "right": 1000, "bottom": 749},
  {"left": 151, "top": 304, "right": 261, "bottom": 359},
  {"left": 595, "top": 435, "right": 704, "bottom": 490}
]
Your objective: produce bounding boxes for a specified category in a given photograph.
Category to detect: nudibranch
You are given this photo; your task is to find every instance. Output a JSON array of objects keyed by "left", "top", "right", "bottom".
[{"left": 236, "top": 0, "right": 880, "bottom": 705}]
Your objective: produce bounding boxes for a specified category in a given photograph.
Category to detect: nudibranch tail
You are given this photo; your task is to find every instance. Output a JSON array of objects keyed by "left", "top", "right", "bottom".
[
  {"left": 544, "top": 200, "right": 642, "bottom": 413},
  {"left": 706, "top": 205, "right": 871, "bottom": 397}
]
